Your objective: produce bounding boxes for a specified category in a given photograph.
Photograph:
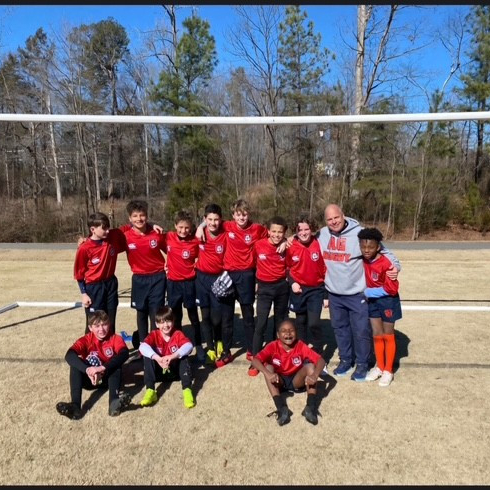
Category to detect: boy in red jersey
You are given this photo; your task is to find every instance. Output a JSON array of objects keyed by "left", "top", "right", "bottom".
[
  {"left": 286, "top": 216, "right": 328, "bottom": 355},
  {"left": 120, "top": 200, "right": 167, "bottom": 350},
  {"left": 138, "top": 306, "right": 195, "bottom": 408},
  {"left": 358, "top": 227, "right": 402, "bottom": 387},
  {"left": 195, "top": 203, "right": 227, "bottom": 364},
  {"left": 251, "top": 319, "right": 325, "bottom": 426},
  {"left": 166, "top": 211, "right": 205, "bottom": 362},
  {"left": 249, "top": 216, "right": 290, "bottom": 377},
  {"left": 56, "top": 310, "right": 131, "bottom": 420},
  {"left": 74, "top": 212, "right": 127, "bottom": 334},
  {"left": 197, "top": 199, "right": 268, "bottom": 368}
]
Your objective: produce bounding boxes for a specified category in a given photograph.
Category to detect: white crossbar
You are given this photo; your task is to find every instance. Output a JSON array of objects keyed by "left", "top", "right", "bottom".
[{"left": 0, "top": 112, "right": 490, "bottom": 125}]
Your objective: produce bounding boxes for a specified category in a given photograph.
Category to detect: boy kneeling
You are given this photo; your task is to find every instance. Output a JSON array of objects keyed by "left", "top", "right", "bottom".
[
  {"left": 56, "top": 310, "right": 131, "bottom": 420},
  {"left": 139, "top": 306, "right": 196, "bottom": 409},
  {"left": 251, "top": 319, "right": 325, "bottom": 426}
]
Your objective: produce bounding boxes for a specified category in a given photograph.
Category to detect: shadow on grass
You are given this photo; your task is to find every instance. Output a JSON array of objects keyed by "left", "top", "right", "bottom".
[{"left": 0, "top": 306, "right": 78, "bottom": 330}]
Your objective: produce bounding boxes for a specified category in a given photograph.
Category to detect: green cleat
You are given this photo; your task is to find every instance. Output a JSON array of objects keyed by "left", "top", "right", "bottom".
[
  {"left": 140, "top": 388, "right": 158, "bottom": 407},
  {"left": 182, "top": 387, "right": 196, "bottom": 409}
]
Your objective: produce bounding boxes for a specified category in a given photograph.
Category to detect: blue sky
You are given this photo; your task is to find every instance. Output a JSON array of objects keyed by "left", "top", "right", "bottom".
[{"left": 0, "top": 5, "right": 475, "bottom": 111}]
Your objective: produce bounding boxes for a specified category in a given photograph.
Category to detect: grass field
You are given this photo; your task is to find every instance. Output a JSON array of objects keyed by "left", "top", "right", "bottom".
[{"left": 0, "top": 247, "right": 489, "bottom": 485}]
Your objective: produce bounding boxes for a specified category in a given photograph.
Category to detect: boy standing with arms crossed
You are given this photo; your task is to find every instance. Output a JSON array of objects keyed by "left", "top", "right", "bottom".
[{"left": 74, "top": 212, "right": 127, "bottom": 334}]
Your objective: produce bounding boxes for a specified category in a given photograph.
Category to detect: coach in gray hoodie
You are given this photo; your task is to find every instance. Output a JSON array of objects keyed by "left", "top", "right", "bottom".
[{"left": 318, "top": 204, "right": 400, "bottom": 381}]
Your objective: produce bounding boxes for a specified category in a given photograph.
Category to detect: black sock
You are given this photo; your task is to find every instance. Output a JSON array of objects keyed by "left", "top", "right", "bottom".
[
  {"left": 307, "top": 393, "right": 316, "bottom": 409},
  {"left": 273, "top": 395, "right": 286, "bottom": 410}
]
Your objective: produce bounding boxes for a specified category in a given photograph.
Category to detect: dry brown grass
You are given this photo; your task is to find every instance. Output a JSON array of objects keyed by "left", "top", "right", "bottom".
[{"left": 1, "top": 247, "right": 490, "bottom": 485}]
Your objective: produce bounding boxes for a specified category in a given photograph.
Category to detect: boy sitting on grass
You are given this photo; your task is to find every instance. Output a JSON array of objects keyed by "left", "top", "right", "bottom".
[
  {"left": 56, "top": 310, "right": 131, "bottom": 420},
  {"left": 138, "top": 306, "right": 196, "bottom": 409},
  {"left": 251, "top": 319, "right": 325, "bottom": 426}
]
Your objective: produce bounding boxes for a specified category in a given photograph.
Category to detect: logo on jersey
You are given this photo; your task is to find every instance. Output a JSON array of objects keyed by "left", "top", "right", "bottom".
[
  {"left": 128, "top": 243, "right": 137, "bottom": 250},
  {"left": 150, "top": 239, "right": 157, "bottom": 249},
  {"left": 170, "top": 345, "right": 178, "bottom": 353},
  {"left": 182, "top": 250, "right": 190, "bottom": 259},
  {"left": 258, "top": 254, "right": 267, "bottom": 260},
  {"left": 272, "top": 358, "right": 281, "bottom": 366},
  {"left": 292, "top": 255, "right": 300, "bottom": 262},
  {"left": 245, "top": 234, "right": 252, "bottom": 243},
  {"left": 292, "top": 356, "right": 301, "bottom": 366},
  {"left": 91, "top": 257, "right": 101, "bottom": 265},
  {"left": 216, "top": 245, "right": 224, "bottom": 254},
  {"left": 371, "top": 272, "right": 379, "bottom": 281},
  {"left": 228, "top": 232, "right": 235, "bottom": 239},
  {"left": 104, "top": 347, "right": 114, "bottom": 357},
  {"left": 199, "top": 244, "right": 205, "bottom": 251},
  {"left": 311, "top": 252, "right": 320, "bottom": 261}
]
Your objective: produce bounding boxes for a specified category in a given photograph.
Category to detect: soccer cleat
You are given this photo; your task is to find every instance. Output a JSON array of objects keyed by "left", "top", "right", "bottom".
[
  {"left": 56, "top": 401, "right": 82, "bottom": 420},
  {"left": 246, "top": 351, "right": 253, "bottom": 362},
  {"left": 182, "top": 387, "right": 196, "bottom": 408},
  {"left": 215, "top": 351, "right": 234, "bottom": 368},
  {"left": 333, "top": 360, "right": 354, "bottom": 377},
  {"left": 350, "top": 365, "right": 368, "bottom": 382},
  {"left": 248, "top": 364, "right": 259, "bottom": 377},
  {"left": 109, "top": 392, "right": 132, "bottom": 416},
  {"left": 140, "top": 388, "right": 158, "bottom": 407},
  {"left": 301, "top": 405, "right": 318, "bottom": 425},
  {"left": 276, "top": 405, "right": 291, "bottom": 426},
  {"left": 378, "top": 370, "right": 394, "bottom": 387},
  {"left": 365, "top": 366, "right": 383, "bottom": 382},
  {"left": 205, "top": 349, "right": 217, "bottom": 364},
  {"left": 196, "top": 345, "right": 206, "bottom": 363},
  {"left": 216, "top": 340, "right": 224, "bottom": 358}
]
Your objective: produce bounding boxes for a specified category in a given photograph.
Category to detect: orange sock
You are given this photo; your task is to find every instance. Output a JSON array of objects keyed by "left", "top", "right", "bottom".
[
  {"left": 383, "top": 333, "right": 396, "bottom": 373},
  {"left": 373, "top": 335, "right": 385, "bottom": 371}
]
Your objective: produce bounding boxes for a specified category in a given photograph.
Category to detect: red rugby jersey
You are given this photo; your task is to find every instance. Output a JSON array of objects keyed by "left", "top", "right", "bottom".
[
  {"left": 286, "top": 238, "right": 326, "bottom": 287},
  {"left": 70, "top": 331, "right": 128, "bottom": 364},
  {"left": 142, "top": 329, "right": 192, "bottom": 356},
  {"left": 363, "top": 254, "right": 399, "bottom": 296},
  {"left": 255, "top": 339, "right": 321, "bottom": 376},
  {"left": 196, "top": 227, "right": 227, "bottom": 274},
  {"left": 254, "top": 237, "right": 287, "bottom": 282},
  {"left": 73, "top": 228, "right": 127, "bottom": 284},
  {"left": 223, "top": 220, "right": 268, "bottom": 271},
  {"left": 120, "top": 224, "right": 167, "bottom": 275},
  {"left": 166, "top": 232, "right": 200, "bottom": 281}
]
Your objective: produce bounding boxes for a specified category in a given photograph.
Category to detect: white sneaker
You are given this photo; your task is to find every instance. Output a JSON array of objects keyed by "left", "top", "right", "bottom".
[
  {"left": 365, "top": 366, "right": 383, "bottom": 381},
  {"left": 378, "top": 370, "right": 394, "bottom": 387},
  {"left": 321, "top": 365, "right": 329, "bottom": 376}
]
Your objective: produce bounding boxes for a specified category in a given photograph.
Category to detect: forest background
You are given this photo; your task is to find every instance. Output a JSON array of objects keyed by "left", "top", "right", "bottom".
[{"left": 1, "top": 4, "right": 490, "bottom": 242}]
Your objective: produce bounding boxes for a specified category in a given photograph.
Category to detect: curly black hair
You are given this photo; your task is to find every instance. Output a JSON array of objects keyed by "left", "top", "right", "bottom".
[{"left": 357, "top": 227, "right": 384, "bottom": 243}]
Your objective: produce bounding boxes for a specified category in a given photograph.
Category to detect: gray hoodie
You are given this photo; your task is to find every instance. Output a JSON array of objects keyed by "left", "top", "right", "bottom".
[{"left": 317, "top": 217, "right": 400, "bottom": 296}]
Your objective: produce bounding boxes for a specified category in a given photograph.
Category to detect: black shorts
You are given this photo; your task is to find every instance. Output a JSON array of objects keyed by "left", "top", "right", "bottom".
[
  {"left": 289, "top": 284, "right": 325, "bottom": 315},
  {"left": 368, "top": 295, "right": 402, "bottom": 323},
  {"left": 131, "top": 272, "right": 166, "bottom": 311},
  {"left": 85, "top": 276, "right": 118, "bottom": 313},
  {"left": 195, "top": 270, "right": 222, "bottom": 310},
  {"left": 167, "top": 278, "right": 197, "bottom": 309},
  {"left": 228, "top": 269, "right": 256, "bottom": 305},
  {"left": 279, "top": 373, "right": 306, "bottom": 393}
]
